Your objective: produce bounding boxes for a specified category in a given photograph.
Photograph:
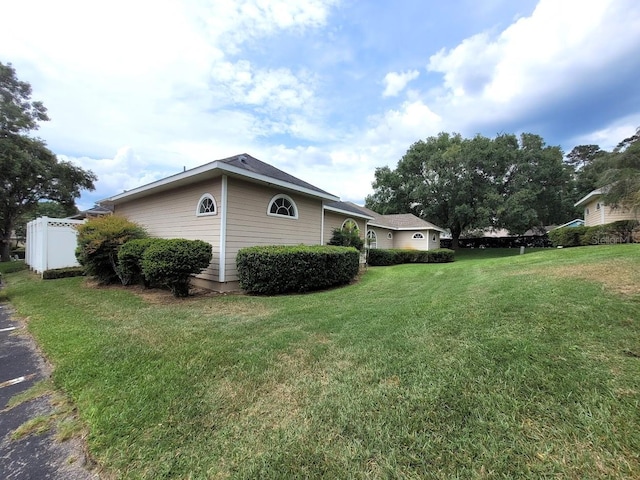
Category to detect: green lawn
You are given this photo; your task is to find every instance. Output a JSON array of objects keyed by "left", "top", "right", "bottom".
[{"left": 2, "top": 245, "right": 639, "bottom": 479}]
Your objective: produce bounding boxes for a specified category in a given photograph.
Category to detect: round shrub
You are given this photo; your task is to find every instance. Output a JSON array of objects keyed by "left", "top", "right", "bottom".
[
  {"left": 116, "top": 238, "right": 161, "bottom": 286},
  {"left": 75, "top": 215, "right": 148, "bottom": 284},
  {"left": 236, "top": 245, "right": 360, "bottom": 295},
  {"left": 141, "top": 239, "right": 212, "bottom": 297}
]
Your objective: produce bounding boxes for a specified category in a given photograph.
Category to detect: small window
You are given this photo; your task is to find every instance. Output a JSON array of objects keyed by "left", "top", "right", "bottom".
[
  {"left": 586, "top": 208, "right": 590, "bottom": 215},
  {"left": 367, "top": 230, "right": 377, "bottom": 249},
  {"left": 196, "top": 193, "right": 217, "bottom": 216},
  {"left": 342, "top": 218, "right": 359, "bottom": 233},
  {"left": 412, "top": 232, "right": 425, "bottom": 239},
  {"left": 387, "top": 232, "right": 393, "bottom": 239},
  {"left": 596, "top": 203, "right": 601, "bottom": 210},
  {"left": 432, "top": 234, "right": 436, "bottom": 241},
  {"left": 268, "top": 194, "right": 298, "bottom": 219}
]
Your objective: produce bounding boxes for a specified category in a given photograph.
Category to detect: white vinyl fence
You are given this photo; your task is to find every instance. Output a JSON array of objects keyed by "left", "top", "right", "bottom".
[{"left": 26, "top": 217, "right": 85, "bottom": 274}]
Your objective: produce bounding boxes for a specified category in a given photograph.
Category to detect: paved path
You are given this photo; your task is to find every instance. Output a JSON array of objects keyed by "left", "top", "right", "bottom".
[{"left": 0, "top": 302, "right": 98, "bottom": 479}]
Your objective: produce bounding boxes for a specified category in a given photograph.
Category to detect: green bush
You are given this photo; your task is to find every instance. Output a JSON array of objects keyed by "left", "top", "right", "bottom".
[
  {"left": 76, "top": 215, "right": 148, "bottom": 284},
  {"left": 367, "top": 248, "right": 454, "bottom": 266},
  {"left": 42, "top": 267, "right": 85, "bottom": 279},
  {"left": 549, "top": 220, "right": 639, "bottom": 247},
  {"left": 141, "top": 239, "right": 212, "bottom": 297},
  {"left": 116, "top": 238, "right": 161, "bottom": 286},
  {"left": 367, "top": 248, "right": 395, "bottom": 266},
  {"left": 236, "top": 245, "right": 360, "bottom": 295},
  {"left": 328, "top": 227, "right": 364, "bottom": 251}
]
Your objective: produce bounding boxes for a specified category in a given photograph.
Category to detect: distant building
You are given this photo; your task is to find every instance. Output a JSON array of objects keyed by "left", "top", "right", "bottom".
[{"left": 574, "top": 188, "right": 638, "bottom": 226}]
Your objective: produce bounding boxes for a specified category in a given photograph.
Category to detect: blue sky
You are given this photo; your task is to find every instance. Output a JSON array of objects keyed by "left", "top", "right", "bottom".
[{"left": 2, "top": 0, "right": 640, "bottom": 210}]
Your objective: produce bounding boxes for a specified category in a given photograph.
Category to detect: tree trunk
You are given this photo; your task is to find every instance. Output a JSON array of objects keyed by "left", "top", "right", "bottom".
[
  {"left": 451, "top": 235, "right": 460, "bottom": 250},
  {"left": 1, "top": 234, "right": 12, "bottom": 262}
]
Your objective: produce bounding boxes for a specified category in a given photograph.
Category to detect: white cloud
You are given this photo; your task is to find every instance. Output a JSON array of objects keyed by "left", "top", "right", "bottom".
[
  {"left": 427, "top": 0, "right": 640, "bottom": 120},
  {"left": 382, "top": 70, "right": 420, "bottom": 97}
]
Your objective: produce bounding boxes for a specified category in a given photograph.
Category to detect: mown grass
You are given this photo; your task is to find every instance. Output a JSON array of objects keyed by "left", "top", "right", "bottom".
[{"left": 1, "top": 245, "right": 639, "bottom": 479}]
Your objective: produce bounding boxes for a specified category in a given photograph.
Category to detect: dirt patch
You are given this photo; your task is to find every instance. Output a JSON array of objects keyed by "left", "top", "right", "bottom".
[{"left": 525, "top": 260, "right": 640, "bottom": 296}]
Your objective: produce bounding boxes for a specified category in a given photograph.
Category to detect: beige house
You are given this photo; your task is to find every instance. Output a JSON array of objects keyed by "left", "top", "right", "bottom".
[
  {"left": 325, "top": 203, "right": 445, "bottom": 250},
  {"left": 575, "top": 188, "right": 638, "bottom": 226},
  {"left": 100, "top": 154, "right": 444, "bottom": 291}
]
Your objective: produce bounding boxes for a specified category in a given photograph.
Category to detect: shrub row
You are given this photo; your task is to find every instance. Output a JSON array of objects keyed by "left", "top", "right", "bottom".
[
  {"left": 114, "top": 237, "right": 212, "bottom": 297},
  {"left": 367, "top": 248, "right": 455, "bottom": 266},
  {"left": 43, "top": 267, "right": 85, "bottom": 280},
  {"left": 76, "top": 216, "right": 212, "bottom": 297},
  {"left": 548, "top": 220, "right": 639, "bottom": 247},
  {"left": 75, "top": 215, "right": 148, "bottom": 284},
  {"left": 236, "top": 245, "right": 360, "bottom": 295}
]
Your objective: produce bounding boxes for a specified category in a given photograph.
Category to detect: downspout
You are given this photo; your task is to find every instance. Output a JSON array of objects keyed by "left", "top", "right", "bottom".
[
  {"left": 219, "top": 175, "right": 228, "bottom": 283},
  {"left": 320, "top": 203, "right": 325, "bottom": 245}
]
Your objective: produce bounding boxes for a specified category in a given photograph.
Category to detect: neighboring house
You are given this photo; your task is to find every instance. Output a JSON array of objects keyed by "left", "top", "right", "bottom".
[
  {"left": 575, "top": 188, "right": 638, "bottom": 226},
  {"left": 327, "top": 203, "right": 445, "bottom": 251},
  {"left": 66, "top": 205, "right": 112, "bottom": 220},
  {"left": 99, "top": 154, "right": 445, "bottom": 292}
]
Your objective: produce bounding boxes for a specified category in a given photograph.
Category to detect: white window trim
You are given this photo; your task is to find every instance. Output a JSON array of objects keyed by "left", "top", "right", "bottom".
[
  {"left": 412, "top": 232, "right": 425, "bottom": 239},
  {"left": 267, "top": 194, "right": 298, "bottom": 219},
  {"left": 341, "top": 218, "right": 359, "bottom": 231},
  {"left": 196, "top": 193, "right": 218, "bottom": 217},
  {"left": 387, "top": 232, "right": 393, "bottom": 239},
  {"left": 366, "top": 229, "right": 377, "bottom": 249}
]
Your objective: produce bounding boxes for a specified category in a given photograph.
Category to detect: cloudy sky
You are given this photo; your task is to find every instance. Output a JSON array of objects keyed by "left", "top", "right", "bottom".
[{"left": 2, "top": 0, "right": 640, "bottom": 210}]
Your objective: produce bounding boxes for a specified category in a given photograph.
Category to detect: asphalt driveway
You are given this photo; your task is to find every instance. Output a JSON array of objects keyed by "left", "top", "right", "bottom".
[{"left": 0, "top": 302, "right": 98, "bottom": 479}]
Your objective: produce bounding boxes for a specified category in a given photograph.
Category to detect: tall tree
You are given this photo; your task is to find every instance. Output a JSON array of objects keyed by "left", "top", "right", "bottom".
[
  {"left": 0, "top": 62, "right": 96, "bottom": 261},
  {"left": 567, "top": 144, "right": 610, "bottom": 200},
  {"left": 599, "top": 127, "right": 640, "bottom": 211},
  {"left": 366, "top": 132, "right": 502, "bottom": 248},
  {"left": 366, "top": 132, "right": 575, "bottom": 248},
  {"left": 497, "top": 133, "right": 575, "bottom": 234}
]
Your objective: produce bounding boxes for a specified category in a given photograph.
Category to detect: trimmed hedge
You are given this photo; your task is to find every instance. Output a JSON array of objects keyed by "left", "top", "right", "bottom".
[
  {"left": 43, "top": 267, "right": 85, "bottom": 280},
  {"left": 141, "top": 239, "right": 212, "bottom": 297},
  {"left": 236, "top": 245, "right": 360, "bottom": 295},
  {"left": 116, "top": 238, "right": 161, "bottom": 286},
  {"left": 548, "top": 220, "right": 639, "bottom": 247},
  {"left": 368, "top": 248, "right": 455, "bottom": 266}
]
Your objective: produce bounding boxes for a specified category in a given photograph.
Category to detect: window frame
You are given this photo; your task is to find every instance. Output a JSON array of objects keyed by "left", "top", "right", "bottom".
[
  {"left": 366, "top": 229, "right": 377, "bottom": 249},
  {"left": 195, "top": 193, "right": 218, "bottom": 217},
  {"left": 412, "top": 232, "right": 425, "bottom": 239},
  {"left": 267, "top": 194, "right": 299, "bottom": 219},
  {"left": 341, "top": 218, "right": 360, "bottom": 232}
]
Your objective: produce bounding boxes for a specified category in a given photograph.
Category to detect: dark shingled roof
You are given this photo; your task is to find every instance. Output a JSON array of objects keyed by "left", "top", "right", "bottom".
[
  {"left": 329, "top": 202, "right": 445, "bottom": 232},
  {"left": 221, "top": 154, "right": 335, "bottom": 197},
  {"left": 324, "top": 201, "right": 375, "bottom": 218}
]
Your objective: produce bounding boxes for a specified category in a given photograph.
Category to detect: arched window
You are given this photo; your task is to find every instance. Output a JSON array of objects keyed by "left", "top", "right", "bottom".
[
  {"left": 267, "top": 194, "right": 298, "bottom": 219},
  {"left": 432, "top": 234, "right": 437, "bottom": 241},
  {"left": 412, "top": 232, "right": 425, "bottom": 239},
  {"left": 596, "top": 202, "right": 601, "bottom": 210},
  {"left": 366, "top": 229, "right": 377, "bottom": 249},
  {"left": 196, "top": 193, "right": 217, "bottom": 216},
  {"left": 341, "top": 218, "right": 359, "bottom": 233},
  {"left": 387, "top": 232, "right": 393, "bottom": 239}
]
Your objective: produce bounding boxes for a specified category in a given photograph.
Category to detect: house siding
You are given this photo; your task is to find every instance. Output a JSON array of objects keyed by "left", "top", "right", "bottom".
[
  {"left": 113, "top": 179, "right": 222, "bottom": 281},
  {"left": 583, "top": 197, "right": 637, "bottom": 226},
  {"left": 394, "top": 231, "right": 431, "bottom": 250},
  {"left": 323, "top": 211, "right": 366, "bottom": 245},
  {"left": 224, "top": 177, "right": 323, "bottom": 282},
  {"left": 367, "top": 226, "right": 394, "bottom": 249}
]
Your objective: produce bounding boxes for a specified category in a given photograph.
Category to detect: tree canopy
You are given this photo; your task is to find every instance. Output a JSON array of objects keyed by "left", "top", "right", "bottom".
[
  {"left": 0, "top": 62, "right": 96, "bottom": 261},
  {"left": 365, "top": 132, "right": 575, "bottom": 248}
]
